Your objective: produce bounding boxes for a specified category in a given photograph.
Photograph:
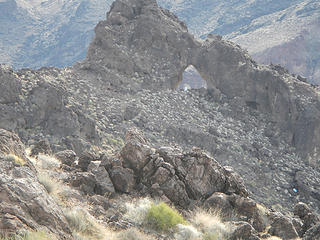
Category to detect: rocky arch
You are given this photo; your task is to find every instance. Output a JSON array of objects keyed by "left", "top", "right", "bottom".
[
  {"left": 84, "top": 0, "right": 320, "bottom": 161},
  {"left": 176, "top": 65, "right": 207, "bottom": 90}
]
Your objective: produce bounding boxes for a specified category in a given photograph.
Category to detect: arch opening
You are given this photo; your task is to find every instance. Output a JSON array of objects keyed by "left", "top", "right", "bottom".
[{"left": 177, "top": 65, "right": 207, "bottom": 91}]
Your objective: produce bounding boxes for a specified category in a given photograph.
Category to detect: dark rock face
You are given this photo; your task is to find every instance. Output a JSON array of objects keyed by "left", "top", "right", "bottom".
[
  {"left": 54, "top": 150, "right": 77, "bottom": 166},
  {"left": 109, "top": 166, "right": 135, "bottom": 193},
  {"left": 30, "top": 138, "right": 52, "bottom": 157},
  {"left": 268, "top": 216, "right": 299, "bottom": 239},
  {"left": 116, "top": 129, "right": 248, "bottom": 208},
  {"left": 0, "top": 66, "right": 100, "bottom": 154}
]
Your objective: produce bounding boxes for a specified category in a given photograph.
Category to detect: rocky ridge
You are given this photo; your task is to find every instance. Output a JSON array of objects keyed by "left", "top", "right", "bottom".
[
  {"left": 1, "top": 128, "right": 320, "bottom": 239},
  {"left": 0, "top": 0, "right": 320, "bottom": 234}
]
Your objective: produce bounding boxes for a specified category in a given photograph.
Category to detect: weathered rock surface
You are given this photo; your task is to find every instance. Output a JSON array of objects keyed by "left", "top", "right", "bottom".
[
  {"left": 114, "top": 129, "right": 248, "bottom": 208},
  {"left": 30, "top": 138, "right": 52, "bottom": 157},
  {"left": 303, "top": 223, "right": 320, "bottom": 240},
  {"left": 0, "top": 129, "right": 25, "bottom": 158},
  {"left": 54, "top": 150, "right": 77, "bottom": 166},
  {"left": 268, "top": 216, "right": 299, "bottom": 240},
  {"left": 0, "top": 129, "right": 72, "bottom": 238}
]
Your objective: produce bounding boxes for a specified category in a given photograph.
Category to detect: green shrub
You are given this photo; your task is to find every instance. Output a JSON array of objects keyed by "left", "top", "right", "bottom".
[{"left": 145, "top": 202, "right": 187, "bottom": 231}]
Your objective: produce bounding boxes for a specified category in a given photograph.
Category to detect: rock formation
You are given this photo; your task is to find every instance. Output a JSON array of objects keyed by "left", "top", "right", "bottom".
[
  {"left": 0, "top": 0, "right": 320, "bottom": 221},
  {"left": 83, "top": 0, "right": 320, "bottom": 163}
]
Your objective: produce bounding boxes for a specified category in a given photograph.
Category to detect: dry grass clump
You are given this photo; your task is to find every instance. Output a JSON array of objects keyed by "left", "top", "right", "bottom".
[
  {"left": 117, "top": 228, "right": 156, "bottom": 240},
  {"left": 191, "top": 209, "right": 230, "bottom": 240},
  {"left": 124, "top": 198, "right": 153, "bottom": 225},
  {"left": 174, "top": 224, "right": 202, "bottom": 240},
  {"left": 64, "top": 208, "right": 112, "bottom": 240},
  {"left": 3, "top": 154, "right": 26, "bottom": 166},
  {"left": 37, "top": 154, "right": 61, "bottom": 169},
  {"left": 37, "top": 173, "right": 59, "bottom": 194}
]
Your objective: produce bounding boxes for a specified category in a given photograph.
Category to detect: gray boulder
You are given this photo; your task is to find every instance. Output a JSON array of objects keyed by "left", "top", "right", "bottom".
[
  {"left": 54, "top": 150, "right": 77, "bottom": 166},
  {"left": 268, "top": 216, "right": 299, "bottom": 240}
]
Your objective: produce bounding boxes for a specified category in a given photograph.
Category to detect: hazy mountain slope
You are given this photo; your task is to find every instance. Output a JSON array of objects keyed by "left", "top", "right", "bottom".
[
  {"left": 0, "top": 0, "right": 109, "bottom": 69},
  {"left": 0, "top": 0, "right": 319, "bottom": 83}
]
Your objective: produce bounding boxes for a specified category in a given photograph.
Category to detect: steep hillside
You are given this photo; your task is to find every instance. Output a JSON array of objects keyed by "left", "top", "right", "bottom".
[
  {"left": 1, "top": 0, "right": 320, "bottom": 239},
  {"left": 1, "top": 0, "right": 320, "bottom": 214}
]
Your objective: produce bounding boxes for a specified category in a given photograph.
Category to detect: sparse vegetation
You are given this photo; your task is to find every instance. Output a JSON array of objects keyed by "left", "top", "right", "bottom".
[
  {"left": 124, "top": 198, "right": 153, "bottom": 225},
  {"left": 117, "top": 228, "right": 155, "bottom": 240},
  {"left": 202, "top": 232, "right": 220, "bottom": 240},
  {"left": 4, "top": 154, "right": 26, "bottom": 166},
  {"left": 37, "top": 154, "right": 61, "bottom": 169},
  {"left": 37, "top": 173, "right": 58, "bottom": 194},
  {"left": 64, "top": 208, "right": 108, "bottom": 240},
  {"left": 145, "top": 202, "right": 187, "bottom": 232},
  {"left": 174, "top": 224, "right": 202, "bottom": 240},
  {"left": 0, "top": 230, "right": 54, "bottom": 240},
  {"left": 191, "top": 209, "right": 230, "bottom": 240}
]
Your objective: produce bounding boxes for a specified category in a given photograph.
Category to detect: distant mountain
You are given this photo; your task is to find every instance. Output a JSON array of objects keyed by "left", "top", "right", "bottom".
[
  {"left": 0, "top": 0, "right": 319, "bottom": 83},
  {"left": 0, "top": 0, "right": 110, "bottom": 69}
]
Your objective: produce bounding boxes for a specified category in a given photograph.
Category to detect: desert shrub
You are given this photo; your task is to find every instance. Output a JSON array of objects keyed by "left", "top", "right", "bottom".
[
  {"left": 145, "top": 202, "right": 187, "bottom": 231},
  {"left": 64, "top": 208, "right": 105, "bottom": 239},
  {"left": 37, "top": 174, "right": 57, "bottom": 194},
  {"left": 174, "top": 224, "right": 202, "bottom": 240},
  {"left": 37, "top": 154, "right": 60, "bottom": 169},
  {"left": 124, "top": 198, "right": 153, "bottom": 225},
  {"left": 4, "top": 154, "right": 26, "bottom": 166},
  {"left": 117, "top": 228, "right": 155, "bottom": 240},
  {"left": 191, "top": 210, "right": 230, "bottom": 240}
]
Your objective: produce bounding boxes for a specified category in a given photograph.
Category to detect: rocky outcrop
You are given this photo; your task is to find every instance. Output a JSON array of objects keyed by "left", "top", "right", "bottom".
[
  {"left": 109, "top": 128, "right": 248, "bottom": 208},
  {"left": 0, "top": 129, "right": 72, "bottom": 238}
]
